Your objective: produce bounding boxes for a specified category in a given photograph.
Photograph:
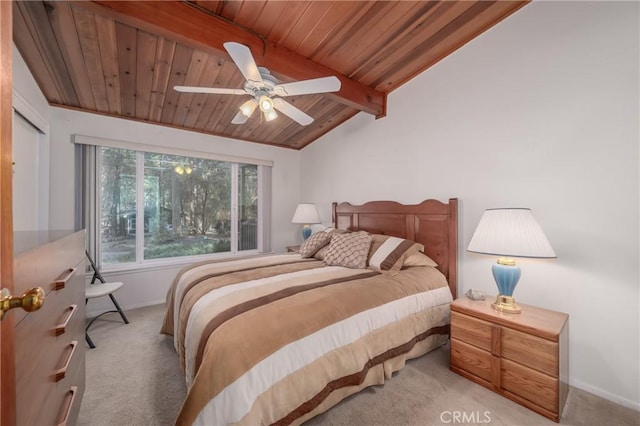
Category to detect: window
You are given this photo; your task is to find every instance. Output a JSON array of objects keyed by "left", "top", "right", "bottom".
[{"left": 76, "top": 138, "right": 271, "bottom": 269}]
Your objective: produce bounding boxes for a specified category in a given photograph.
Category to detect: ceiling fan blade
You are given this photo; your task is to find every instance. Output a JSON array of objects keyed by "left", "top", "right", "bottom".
[
  {"left": 231, "top": 110, "right": 251, "bottom": 124},
  {"left": 273, "top": 76, "right": 341, "bottom": 97},
  {"left": 174, "top": 86, "right": 247, "bottom": 95},
  {"left": 223, "top": 42, "right": 264, "bottom": 86},
  {"left": 272, "top": 98, "right": 313, "bottom": 126}
]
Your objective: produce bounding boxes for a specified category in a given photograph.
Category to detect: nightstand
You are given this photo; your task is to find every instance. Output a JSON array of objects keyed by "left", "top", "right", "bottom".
[
  {"left": 450, "top": 297, "right": 569, "bottom": 422},
  {"left": 286, "top": 245, "right": 300, "bottom": 253}
]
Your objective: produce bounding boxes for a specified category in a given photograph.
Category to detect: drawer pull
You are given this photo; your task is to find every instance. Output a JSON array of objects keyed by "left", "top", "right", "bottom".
[
  {"left": 57, "top": 386, "right": 78, "bottom": 426},
  {"left": 54, "top": 341, "right": 78, "bottom": 382},
  {"left": 55, "top": 305, "right": 78, "bottom": 336},
  {"left": 53, "top": 268, "right": 77, "bottom": 291}
]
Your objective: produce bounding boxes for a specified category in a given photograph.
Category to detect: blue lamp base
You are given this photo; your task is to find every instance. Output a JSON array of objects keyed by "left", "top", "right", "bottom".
[
  {"left": 302, "top": 225, "right": 312, "bottom": 240},
  {"left": 491, "top": 259, "right": 522, "bottom": 314}
]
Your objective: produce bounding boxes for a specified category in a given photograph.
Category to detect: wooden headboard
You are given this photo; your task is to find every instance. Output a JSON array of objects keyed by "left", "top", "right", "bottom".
[{"left": 332, "top": 198, "right": 458, "bottom": 299}]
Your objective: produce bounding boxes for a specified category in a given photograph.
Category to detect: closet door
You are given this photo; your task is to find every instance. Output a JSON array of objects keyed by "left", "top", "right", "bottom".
[{"left": 12, "top": 111, "right": 41, "bottom": 231}]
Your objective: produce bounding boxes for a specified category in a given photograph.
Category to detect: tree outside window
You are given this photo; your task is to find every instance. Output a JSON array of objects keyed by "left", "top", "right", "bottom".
[{"left": 99, "top": 147, "right": 258, "bottom": 266}]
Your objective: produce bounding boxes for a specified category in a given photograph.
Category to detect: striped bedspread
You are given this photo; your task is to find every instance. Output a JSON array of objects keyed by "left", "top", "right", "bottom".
[{"left": 161, "top": 253, "right": 453, "bottom": 425}]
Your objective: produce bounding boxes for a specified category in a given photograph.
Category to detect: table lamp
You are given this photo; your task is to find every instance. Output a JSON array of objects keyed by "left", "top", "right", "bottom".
[
  {"left": 291, "top": 203, "right": 320, "bottom": 240},
  {"left": 467, "top": 208, "right": 556, "bottom": 313}
]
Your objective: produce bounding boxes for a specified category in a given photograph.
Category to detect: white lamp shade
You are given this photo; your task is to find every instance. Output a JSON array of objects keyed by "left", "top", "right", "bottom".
[
  {"left": 467, "top": 208, "right": 556, "bottom": 258},
  {"left": 291, "top": 203, "right": 320, "bottom": 224},
  {"left": 263, "top": 108, "right": 278, "bottom": 122},
  {"left": 239, "top": 99, "right": 257, "bottom": 117}
]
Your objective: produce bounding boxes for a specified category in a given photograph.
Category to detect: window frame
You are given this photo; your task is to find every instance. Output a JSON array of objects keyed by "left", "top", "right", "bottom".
[{"left": 77, "top": 137, "right": 271, "bottom": 272}]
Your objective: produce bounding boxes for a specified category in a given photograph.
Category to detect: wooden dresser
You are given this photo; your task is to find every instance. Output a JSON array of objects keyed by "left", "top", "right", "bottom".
[
  {"left": 12, "top": 230, "right": 86, "bottom": 426},
  {"left": 450, "top": 297, "right": 569, "bottom": 422}
]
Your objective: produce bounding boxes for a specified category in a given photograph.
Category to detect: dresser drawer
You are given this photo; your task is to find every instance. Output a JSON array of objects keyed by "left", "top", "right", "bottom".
[
  {"left": 56, "top": 346, "right": 86, "bottom": 426},
  {"left": 502, "top": 358, "right": 558, "bottom": 412},
  {"left": 13, "top": 231, "right": 85, "bottom": 325},
  {"left": 35, "top": 361, "right": 83, "bottom": 426},
  {"left": 55, "top": 384, "right": 83, "bottom": 426},
  {"left": 502, "top": 327, "right": 558, "bottom": 377},
  {"left": 450, "top": 311, "right": 492, "bottom": 351},
  {"left": 13, "top": 231, "right": 84, "bottom": 294},
  {"left": 451, "top": 338, "right": 492, "bottom": 382},
  {"left": 51, "top": 262, "right": 86, "bottom": 306},
  {"left": 53, "top": 340, "right": 82, "bottom": 383}
]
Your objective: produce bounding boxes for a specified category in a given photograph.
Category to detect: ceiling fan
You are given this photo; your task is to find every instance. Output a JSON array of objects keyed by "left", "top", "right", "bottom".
[{"left": 174, "top": 42, "right": 342, "bottom": 126}]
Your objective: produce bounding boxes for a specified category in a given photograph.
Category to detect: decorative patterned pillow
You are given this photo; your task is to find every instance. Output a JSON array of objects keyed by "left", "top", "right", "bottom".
[
  {"left": 324, "top": 231, "right": 372, "bottom": 269},
  {"left": 368, "top": 235, "right": 424, "bottom": 273},
  {"left": 298, "top": 231, "right": 333, "bottom": 258},
  {"left": 313, "top": 244, "right": 329, "bottom": 261}
]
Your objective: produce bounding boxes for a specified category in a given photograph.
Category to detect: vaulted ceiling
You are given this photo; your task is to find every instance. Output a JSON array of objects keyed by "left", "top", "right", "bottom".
[{"left": 13, "top": 1, "right": 528, "bottom": 149}]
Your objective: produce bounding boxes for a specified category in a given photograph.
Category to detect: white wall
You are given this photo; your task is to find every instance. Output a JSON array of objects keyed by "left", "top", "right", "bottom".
[{"left": 300, "top": 1, "right": 639, "bottom": 411}]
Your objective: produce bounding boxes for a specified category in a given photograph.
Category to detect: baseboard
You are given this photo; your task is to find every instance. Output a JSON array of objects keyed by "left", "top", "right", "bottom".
[
  {"left": 86, "top": 299, "right": 166, "bottom": 318},
  {"left": 570, "top": 378, "right": 640, "bottom": 412}
]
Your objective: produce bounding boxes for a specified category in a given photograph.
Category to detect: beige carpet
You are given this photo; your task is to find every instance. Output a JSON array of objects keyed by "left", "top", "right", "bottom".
[{"left": 78, "top": 304, "right": 639, "bottom": 426}]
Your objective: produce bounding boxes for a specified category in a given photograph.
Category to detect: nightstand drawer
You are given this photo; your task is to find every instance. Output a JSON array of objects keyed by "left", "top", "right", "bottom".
[
  {"left": 450, "top": 297, "right": 568, "bottom": 422},
  {"left": 502, "top": 358, "right": 559, "bottom": 412},
  {"left": 451, "top": 338, "right": 492, "bottom": 382},
  {"left": 502, "top": 327, "right": 558, "bottom": 377},
  {"left": 451, "top": 311, "right": 492, "bottom": 351}
]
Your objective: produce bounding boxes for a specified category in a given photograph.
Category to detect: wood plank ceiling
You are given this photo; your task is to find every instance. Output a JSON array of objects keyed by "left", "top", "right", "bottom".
[{"left": 13, "top": 1, "right": 528, "bottom": 150}]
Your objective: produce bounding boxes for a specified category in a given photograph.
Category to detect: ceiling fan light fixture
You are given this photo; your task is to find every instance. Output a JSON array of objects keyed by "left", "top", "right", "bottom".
[
  {"left": 263, "top": 109, "right": 278, "bottom": 122},
  {"left": 239, "top": 99, "right": 257, "bottom": 117},
  {"left": 175, "top": 43, "right": 341, "bottom": 127},
  {"left": 258, "top": 95, "right": 274, "bottom": 112}
]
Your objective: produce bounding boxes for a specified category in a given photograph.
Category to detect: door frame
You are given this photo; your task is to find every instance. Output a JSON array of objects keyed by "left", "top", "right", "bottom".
[{"left": 0, "top": 1, "right": 16, "bottom": 425}]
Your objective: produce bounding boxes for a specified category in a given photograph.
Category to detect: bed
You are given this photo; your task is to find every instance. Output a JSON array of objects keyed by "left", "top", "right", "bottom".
[{"left": 161, "top": 198, "right": 458, "bottom": 425}]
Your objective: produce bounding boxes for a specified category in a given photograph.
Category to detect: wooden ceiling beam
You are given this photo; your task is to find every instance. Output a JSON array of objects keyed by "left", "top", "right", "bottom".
[{"left": 84, "top": 1, "right": 386, "bottom": 117}]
